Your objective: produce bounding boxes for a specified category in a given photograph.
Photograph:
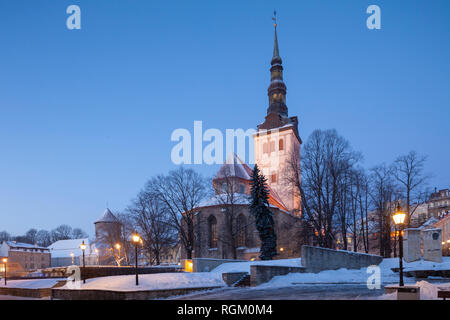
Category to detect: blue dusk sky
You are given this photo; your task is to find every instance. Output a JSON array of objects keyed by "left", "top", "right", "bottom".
[{"left": 0, "top": 0, "right": 449, "bottom": 237}]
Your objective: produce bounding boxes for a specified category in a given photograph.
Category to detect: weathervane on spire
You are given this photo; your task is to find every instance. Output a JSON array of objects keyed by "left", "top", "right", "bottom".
[{"left": 272, "top": 10, "right": 277, "bottom": 28}]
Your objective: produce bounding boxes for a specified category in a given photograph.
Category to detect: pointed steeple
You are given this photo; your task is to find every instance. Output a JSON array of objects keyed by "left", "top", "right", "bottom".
[
  {"left": 271, "top": 24, "right": 282, "bottom": 66},
  {"left": 267, "top": 15, "right": 287, "bottom": 117}
]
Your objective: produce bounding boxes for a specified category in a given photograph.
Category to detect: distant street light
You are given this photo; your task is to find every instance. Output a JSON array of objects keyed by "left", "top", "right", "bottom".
[
  {"left": 393, "top": 202, "right": 406, "bottom": 286},
  {"left": 132, "top": 234, "right": 141, "bottom": 286},
  {"left": 95, "top": 248, "right": 99, "bottom": 266},
  {"left": 80, "top": 241, "right": 87, "bottom": 284},
  {"left": 70, "top": 252, "right": 75, "bottom": 265},
  {"left": 2, "top": 257, "right": 7, "bottom": 286}
]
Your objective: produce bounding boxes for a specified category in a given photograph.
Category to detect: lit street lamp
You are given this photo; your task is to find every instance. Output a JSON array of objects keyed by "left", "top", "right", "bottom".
[
  {"left": 115, "top": 243, "right": 121, "bottom": 263},
  {"left": 80, "top": 240, "right": 87, "bottom": 284},
  {"left": 2, "top": 257, "right": 7, "bottom": 286},
  {"left": 393, "top": 202, "right": 406, "bottom": 286},
  {"left": 132, "top": 234, "right": 141, "bottom": 286}
]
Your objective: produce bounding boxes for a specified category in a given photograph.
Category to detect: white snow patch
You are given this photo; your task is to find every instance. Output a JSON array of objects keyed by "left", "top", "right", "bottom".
[
  {"left": 58, "top": 272, "right": 225, "bottom": 292},
  {"left": 211, "top": 258, "right": 301, "bottom": 274},
  {"left": 0, "top": 278, "right": 65, "bottom": 289}
]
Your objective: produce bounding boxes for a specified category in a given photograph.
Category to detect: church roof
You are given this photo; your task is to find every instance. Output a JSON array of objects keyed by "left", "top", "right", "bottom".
[
  {"left": 94, "top": 208, "right": 119, "bottom": 224},
  {"left": 215, "top": 153, "right": 253, "bottom": 181}
]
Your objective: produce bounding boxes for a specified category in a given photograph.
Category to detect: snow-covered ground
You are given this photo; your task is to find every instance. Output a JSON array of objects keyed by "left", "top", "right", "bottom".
[
  {"left": 209, "top": 256, "right": 450, "bottom": 289},
  {"left": 379, "top": 280, "right": 450, "bottom": 300},
  {"left": 0, "top": 278, "right": 65, "bottom": 289},
  {"left": 258, "top": 257, "right": 450, "bottom": 287},
  {"left": 58, "top": 272, "right": 225, "bottom": 292}
]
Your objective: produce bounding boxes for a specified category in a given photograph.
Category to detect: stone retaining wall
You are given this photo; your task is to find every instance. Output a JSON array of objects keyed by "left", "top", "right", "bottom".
[
  {"left": 301, "top": 245, "right": 382, "bottom": 272},
  {"left": 250, "top": 265, "right": 305, "bottom": 286},
  {"left": 72, "top": 266, "right": 182, "bottom": 280},
  {"left": 52, "top": 286, "right": 222, "bottom": 300}
]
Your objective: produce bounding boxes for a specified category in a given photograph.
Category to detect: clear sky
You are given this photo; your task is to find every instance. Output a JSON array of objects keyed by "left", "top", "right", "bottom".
[{"left": 0, "top": 0, "right": 449, "bottom": 237}]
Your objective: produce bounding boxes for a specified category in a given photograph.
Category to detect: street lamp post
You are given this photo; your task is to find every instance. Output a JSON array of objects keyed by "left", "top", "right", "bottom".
[
  {"left": 2, "top": 258, "right": 7, "bottom": 286},
  {"left": 393, "top": 202, "right": 406, "bottom": 287},
  {"left": 115, "top": 243, "right": 121, "bottom": 266},
  {"left": 80, "top": 241, "right": 87, "bottom": 284},
  {"left": 132, "top": 234, "right": 141, "bottom": 286}
]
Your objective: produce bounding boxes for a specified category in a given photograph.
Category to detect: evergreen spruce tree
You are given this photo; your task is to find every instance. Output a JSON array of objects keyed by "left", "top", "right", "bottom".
[{"left": 249, "top": 164, "right": 277, "bottom": 260}]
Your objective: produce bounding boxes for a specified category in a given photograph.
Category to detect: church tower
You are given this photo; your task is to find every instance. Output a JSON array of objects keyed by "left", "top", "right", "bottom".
[{"left": 254, "top": 18, "right": 302, "bottom": 216}]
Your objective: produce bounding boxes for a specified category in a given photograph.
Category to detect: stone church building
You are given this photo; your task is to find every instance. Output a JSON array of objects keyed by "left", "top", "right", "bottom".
[{"left": 181, "top": 23, "right": 303, "bottom": 261}]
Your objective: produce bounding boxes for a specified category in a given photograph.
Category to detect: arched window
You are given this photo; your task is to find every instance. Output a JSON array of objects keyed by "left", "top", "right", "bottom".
[
  {"left": 208, "top": 215, "right": 218, "bottom": 248},
  {"left": 263, "top": 143, "right": 268, "bottom": 154},
  {"left": 279, "top": 139, "right": 284, "bottom": 151},
  {"left": 271, "top": 173, "right": 277, "bottom": 183},
  {"left": 237, "top": 214, "right": 247, "bottom": 247}
]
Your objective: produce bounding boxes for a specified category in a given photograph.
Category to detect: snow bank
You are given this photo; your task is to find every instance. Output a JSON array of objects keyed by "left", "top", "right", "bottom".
[
  {"left": 0, "top": 278, "right": 65, "bottom": 289},
  {"left": 378, "top": 281, "right": 450, "bottom": 300},
  {"left": 256, "top": 257, "right": 450, "bottom": 289},
  {"left": 59, "top": 273, "right": 225, "bottom": 292},
  {"left": 211, "top": 258, "right": 301, "bottom": 274}
]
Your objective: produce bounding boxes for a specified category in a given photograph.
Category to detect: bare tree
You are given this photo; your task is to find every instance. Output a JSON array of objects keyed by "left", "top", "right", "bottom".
[
  {"left": 369, "top": 164, "right": 396, "bottom": 257},
  {"left": 128, "top": 190, "right": 177, "bottom": 265},
  {"left": 393, "top": 151, "right": 430, "bottom": 226},
  {"left": 0, "top": 231, "right": 11, "bottom": 242},
  {"left": 72, "top": 228, "right": 88, "bottom": 239},
  {"left": 149, "top": 167, "right": 207, "bottom": 259},
  {"left": 36, "top": 230, "right": 52, "bottom": 247},
  {"left": 293, "top": 129, "right": 360, "bottom": 248},
  {"left": 116, "top": 213, "right": 134, "bottom": 266},
  {"left": 51, "top": 225, "right": 73, "bottom": 242},
  {"left": 213, "top": 166, "right": 251, "bottom": 259}
]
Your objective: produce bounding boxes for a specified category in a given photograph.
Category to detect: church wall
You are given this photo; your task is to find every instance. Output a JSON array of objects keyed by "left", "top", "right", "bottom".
[
  {"left": 254, "top": 127, "right": 301, "bottom": 214},
  {"left": 181, "top": 205, "right": 303, "bottom": 261}
]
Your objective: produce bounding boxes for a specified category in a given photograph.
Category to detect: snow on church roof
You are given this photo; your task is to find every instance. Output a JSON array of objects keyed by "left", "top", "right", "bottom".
[
  {"left": 94, "top": 208, "right": 119, "bottom": 224},
  {"left": 215, "top": 153, "right": 253, "bottom": 181}
]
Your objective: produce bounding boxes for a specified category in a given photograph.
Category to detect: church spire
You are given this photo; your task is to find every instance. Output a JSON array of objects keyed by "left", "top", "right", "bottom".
[
  {"left": 271, "top": 15, "right": 282, "bottom": 65},
  {"left": 267, "top": 11, "right": 288, "bottom": 117}
]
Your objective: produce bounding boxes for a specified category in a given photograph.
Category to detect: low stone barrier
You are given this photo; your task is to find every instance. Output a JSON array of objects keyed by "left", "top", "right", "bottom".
[
  {"left": 52, "top": 286, "right": 222, "bottom": 300},
  {"left": 0, "top": 280, "right": 66, "bottom": 298},
  {"left": 301, "top": 245, "right": 382, "bottom": 272},
  {"left": 250, "top": 265, "right": 306, "bottom": 286},
  {"left": 69, "top": 266, "right": 182, "bottom": 280},
  {"left": 191, "top": 258, "right": 246, "bottom": 272}
]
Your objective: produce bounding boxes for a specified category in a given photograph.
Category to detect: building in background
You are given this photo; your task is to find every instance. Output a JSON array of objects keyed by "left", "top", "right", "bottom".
[
  {"left": 431, "top": 211, "right": 450, "bottom": 256},
  {"left": 428, "top": 188, "right": 450, "bottom": 218},
  {"left": 182, "top": 153, "right": 303, "bottom": 261},
  {"left": 0, "top": 241, "right": 50, "bottom": 271},
  {"left": 94, "top": 208, "right": 123, "bottom": 265},
  {"left": 48, "top": 238, "right": 98, "bottom": 267}
]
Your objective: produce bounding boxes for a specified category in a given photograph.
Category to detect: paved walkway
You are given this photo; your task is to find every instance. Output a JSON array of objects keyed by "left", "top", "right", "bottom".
[{"left": 171, "top": 284, "right": 386, "bottom": 300}]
